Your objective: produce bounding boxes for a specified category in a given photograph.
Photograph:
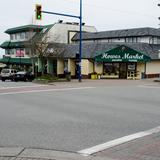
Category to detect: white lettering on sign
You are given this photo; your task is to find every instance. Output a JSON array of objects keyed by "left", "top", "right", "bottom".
[
  {"left": 102, "top": 53, "right": 121, "bottom": 59},
  {"left": 124, "top": 53, "right": 144, "bottom": 59},
  {"left": 101, "top": 53, "right": 144, "bottom": 60}
]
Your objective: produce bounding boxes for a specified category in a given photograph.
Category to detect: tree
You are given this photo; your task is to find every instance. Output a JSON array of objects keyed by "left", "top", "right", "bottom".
[{"left": 28, "top": 29, "right": 65, "bottom": 76}]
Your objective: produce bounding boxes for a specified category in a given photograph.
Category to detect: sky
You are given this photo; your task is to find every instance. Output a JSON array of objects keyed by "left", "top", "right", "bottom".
[{"left": 0, "top": 0, "right": 159, "bottom": 56}]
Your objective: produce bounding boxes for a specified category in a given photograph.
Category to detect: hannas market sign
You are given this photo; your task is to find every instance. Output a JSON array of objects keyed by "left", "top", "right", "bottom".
[{"left": 95, "top": 45, "right": 151, "bottom": 62}]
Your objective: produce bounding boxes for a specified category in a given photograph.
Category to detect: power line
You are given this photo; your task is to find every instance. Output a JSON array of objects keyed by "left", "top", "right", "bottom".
[{"left": 60, "top": 0, "right": 157, "bottom": 18}]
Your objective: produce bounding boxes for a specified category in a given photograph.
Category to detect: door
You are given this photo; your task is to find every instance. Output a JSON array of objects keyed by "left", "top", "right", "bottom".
[{"left": 119, "top": 63, "right": 127, "bottom": 79}]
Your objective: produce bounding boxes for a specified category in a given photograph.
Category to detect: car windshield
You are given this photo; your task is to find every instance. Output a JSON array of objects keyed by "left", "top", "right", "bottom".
[{"left": 1, "top": 69, "right": 10, "bottom": 73}]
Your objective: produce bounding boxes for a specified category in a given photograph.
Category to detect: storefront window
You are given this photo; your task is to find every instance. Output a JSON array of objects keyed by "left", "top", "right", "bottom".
[
  {"left": 104, "top": 63, "right": 119, "bottom": 75},
  {"left": 128, "top": 63, "right": 136, "bottom": 71}
]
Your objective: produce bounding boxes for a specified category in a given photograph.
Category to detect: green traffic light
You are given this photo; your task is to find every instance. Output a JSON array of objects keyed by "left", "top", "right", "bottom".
[{"left": 38, "top": 15, "right": 41, "bottom": 19}]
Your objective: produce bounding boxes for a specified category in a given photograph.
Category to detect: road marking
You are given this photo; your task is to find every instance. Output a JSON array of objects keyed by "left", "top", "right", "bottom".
[
  {"left": 138, "top": 85, "right": 160, "bottom": 89},
  {"left": 0, "top": 87, "right": 95, "bottom": 96},
  {"left": 78, "top": 126, "right": 160, "bottom": 156},
  {"left": 0, "top": 85, "right": 48, "bottom": 90}
]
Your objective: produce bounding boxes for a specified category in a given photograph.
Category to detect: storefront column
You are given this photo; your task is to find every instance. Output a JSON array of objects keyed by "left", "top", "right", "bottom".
[
  {"left": 95, "top": 62, "right": 103, "bottom": 74},
  {"left": 47, "top": 58, "right": 53, "bottom": 75},
  {"left": 38, "top": 57, "right": 43, "bottom": 73},
  {"left": 68, "top": 59, "right": 75, "bottom": 76},
  {"left": 57, "top": 59, "right": 64, "bottom": 76}
]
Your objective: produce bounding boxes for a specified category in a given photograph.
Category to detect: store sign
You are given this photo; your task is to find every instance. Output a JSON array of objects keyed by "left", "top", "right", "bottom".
[
  {"left": 101, "top": 53, "right": 144, "bottom": 62},
  {"left": 95, "top": 45, "right": 151, "bottom": 62}
]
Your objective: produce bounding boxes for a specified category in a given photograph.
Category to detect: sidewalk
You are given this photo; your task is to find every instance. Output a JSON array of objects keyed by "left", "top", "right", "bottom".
[
  {"left": 94, "top": 132, "right": 160, "bottom": 160},
  {"left": 0, "top": 147, "right": 113, "bottom": 160},
  {"left": 0, "top": 132, "right": 160, "bottom": 160}
]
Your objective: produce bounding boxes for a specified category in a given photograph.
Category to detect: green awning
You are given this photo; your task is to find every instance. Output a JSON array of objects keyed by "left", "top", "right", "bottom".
[
  {"left": 95, "top": 45, "right": 151, "bottom": 62},
  {"left": 0, "top": 41, "right": 10, "bottom": 48},
  {"left": 0, "top": 57, "right": 32, "bottom": 65},
  {"left": 0, "top": 41, "right": 28, "bottom": 49},
  {"left": 5, "top": 25, "right": 44, "bottom": 34}
]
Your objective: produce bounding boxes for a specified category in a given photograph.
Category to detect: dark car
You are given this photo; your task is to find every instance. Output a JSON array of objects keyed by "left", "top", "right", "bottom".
[{"left": 14, "top": 71, "right": 34, "bottom": 82}]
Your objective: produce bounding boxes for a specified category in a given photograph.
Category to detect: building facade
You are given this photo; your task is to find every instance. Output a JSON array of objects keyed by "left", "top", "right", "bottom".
[
  {"left": 1, "top": 24, "right": 160, "bottom": 79},
  {"left": 69, "top": 27, "right": 160, "bottom": 79},
  {"left": 0, "top": 21, "right": 97, "bottom": 76},
  {"left": 0, "top": 24, "right": 45, "bottom": 71}
]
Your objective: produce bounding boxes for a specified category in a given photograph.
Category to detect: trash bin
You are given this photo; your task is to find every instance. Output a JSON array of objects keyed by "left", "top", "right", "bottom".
[
  {"left": 66, "top": 72, "right": 71, "bottom": 81},
  {"left": 91, "top": 74, "right": 97, "bottom": 79}
]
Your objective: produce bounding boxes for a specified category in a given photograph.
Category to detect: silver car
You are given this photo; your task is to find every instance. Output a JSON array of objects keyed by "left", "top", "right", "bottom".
[{"left": 1, "top": 69, "right": 17, "bottom": 81}]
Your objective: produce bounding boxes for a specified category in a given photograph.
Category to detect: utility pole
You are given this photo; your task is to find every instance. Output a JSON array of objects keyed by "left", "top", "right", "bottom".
[
  {"left": 36, "top": 0, "right": 83, "bottom": 82},
  {"left": 79, "top": 0, "right": 82, "bottom": 82},
  {"left": 158, "top": 3, "right": 160, "bottom": 26}
]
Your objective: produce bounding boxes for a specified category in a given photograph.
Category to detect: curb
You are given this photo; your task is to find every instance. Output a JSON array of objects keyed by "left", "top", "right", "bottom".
[{"left": 0, "top": 147, "right": 114, "bottom": 160}]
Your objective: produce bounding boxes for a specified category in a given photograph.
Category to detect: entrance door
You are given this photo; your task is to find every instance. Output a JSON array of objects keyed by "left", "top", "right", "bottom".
[{"left": 119, "top": 63, "right": 127, "bottom": 79}]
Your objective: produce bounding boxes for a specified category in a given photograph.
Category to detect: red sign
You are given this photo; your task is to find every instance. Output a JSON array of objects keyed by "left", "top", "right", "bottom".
[{"left": 16, "top": 49, "right": 24, "bottom": 57}]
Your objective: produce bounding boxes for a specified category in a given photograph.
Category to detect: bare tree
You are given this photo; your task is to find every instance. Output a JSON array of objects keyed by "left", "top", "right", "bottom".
[{"left": 28, "top": 30, "right": 65, "bottom": 76}]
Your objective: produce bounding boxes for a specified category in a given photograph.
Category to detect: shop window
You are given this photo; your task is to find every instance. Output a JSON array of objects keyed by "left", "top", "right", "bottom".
[
  {"left": 104, "top": 63, "right": 119, "bottom": 75},
  {"left": 128, "top": 63, "right": 136, "bottom": 71}
]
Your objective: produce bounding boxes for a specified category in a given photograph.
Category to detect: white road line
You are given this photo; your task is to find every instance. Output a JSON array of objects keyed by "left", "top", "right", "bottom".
[
  {"left": 0, "top": 87, "right": 95, "bottom": 96},
  {"left": 138, "top": 85, "right": 160, "bottom": 89},
  {"left": 0, "top": 85, "right": 48, "bottom": 90},
  {"left": 78, "top": 126, "right": 160, "bottom": 156}
]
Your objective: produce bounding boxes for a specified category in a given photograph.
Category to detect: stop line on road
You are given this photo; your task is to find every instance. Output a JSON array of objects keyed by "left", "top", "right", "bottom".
[{"left": 0, "top": 86, "right": 95, "bottom": 96}]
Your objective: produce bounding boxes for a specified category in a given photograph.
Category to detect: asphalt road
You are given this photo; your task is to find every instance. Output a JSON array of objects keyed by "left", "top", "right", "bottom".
[{"left": 0, "top": 80, "right": 160, "bottom": 152}]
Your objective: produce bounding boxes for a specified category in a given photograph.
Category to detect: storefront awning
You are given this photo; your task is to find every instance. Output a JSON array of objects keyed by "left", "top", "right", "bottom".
[
  {"left": 0, "top": 41, "right": 29, "bottom": 49},
  {"left": 0, "top": 57, "right": 32, "bottom": 65},
  {"left": 95, "top": 45, "right": 151, "bottom": 62}
]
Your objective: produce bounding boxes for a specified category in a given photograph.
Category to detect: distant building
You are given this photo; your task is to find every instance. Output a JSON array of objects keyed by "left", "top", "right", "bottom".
[
  {"left": 0, "top": 24, "right": 45, "bottom": 71},
  {"left": 0, "top": 21, "right": 96, "bottom": 75},
  {"left": 1, "top": 24, "right": 160, "bottom": 79},
  {"left": 67, "top": 27, "right": 160, "bottom": 79}
]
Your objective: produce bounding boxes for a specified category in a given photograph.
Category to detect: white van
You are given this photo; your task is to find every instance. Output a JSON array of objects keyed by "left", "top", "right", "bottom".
[{"left": 1, "top": 69, "right": 17, "bottom": 81}]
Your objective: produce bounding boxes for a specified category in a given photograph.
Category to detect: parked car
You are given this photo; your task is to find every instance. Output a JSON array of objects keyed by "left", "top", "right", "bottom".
[
  {"left": 0, "top": 69, "right": 17, "bottom": 81},
  {"left": 14, "top": 71, "right": 35, "bottom": 82}
]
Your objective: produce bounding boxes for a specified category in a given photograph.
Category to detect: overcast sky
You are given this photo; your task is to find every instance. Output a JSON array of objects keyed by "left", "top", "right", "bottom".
[{"left": 0, "top": 0, "right": 159, "bottom": 56}]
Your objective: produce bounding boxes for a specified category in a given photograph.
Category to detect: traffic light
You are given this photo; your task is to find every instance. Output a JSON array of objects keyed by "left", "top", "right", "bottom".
[{"left": 36, "top": 4, "right": 42, "bottom": 20}]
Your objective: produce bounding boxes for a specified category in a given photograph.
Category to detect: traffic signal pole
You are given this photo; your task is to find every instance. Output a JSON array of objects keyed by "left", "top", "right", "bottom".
[{"left": 40, "top": 0, "right": 83, "bottom": 82}]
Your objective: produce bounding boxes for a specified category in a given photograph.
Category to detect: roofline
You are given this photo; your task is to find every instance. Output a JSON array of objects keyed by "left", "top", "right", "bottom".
[
  {"left": 73, "top": 35, "right": 160, "bottom": 41},
  {"left": 5, "top": 24, "right": 45, "bottom": 34},
  {"left": 94, "top": 27, "right": 157, "bottom": 33},
  {"left": 72, "top": 27, "right": 160, "bottom": 41}
]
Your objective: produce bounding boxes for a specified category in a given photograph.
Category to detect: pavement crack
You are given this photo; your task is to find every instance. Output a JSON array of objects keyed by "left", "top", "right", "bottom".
[{"left": 16, "top": 148, "right": 25, "bottom": 158}]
